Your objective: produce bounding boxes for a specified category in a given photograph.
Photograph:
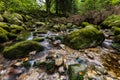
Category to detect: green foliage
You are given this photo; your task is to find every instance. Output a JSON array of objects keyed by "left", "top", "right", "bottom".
[
  {"left": 1, "top": 0, "right": 40, "bottom": 13},
  {"left": 33, "top": 37, "right": 44, "bottom": 42}
]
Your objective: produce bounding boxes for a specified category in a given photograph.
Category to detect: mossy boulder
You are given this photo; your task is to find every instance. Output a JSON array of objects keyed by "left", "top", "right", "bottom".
[
  {"left": 3, "top": 40, "right": 44, "bottom": 59},
  {"left": 3, "top": 11, "right": 23, "bottom": 25},
  {"left": 10, "top": 24, "right": 25, "bottom": 34},
  {"left": 112, "top": 26, "right": 120, "bottom": 35},
  {"left": 33, "top": 37, "right": 44, "bottom": 42},
  {"left": 0, "top": 14, "right": 4, "bottom": 22},
  {"left": 102, "top": 15, "right": 120, "bottom": 28},
  {"left": 68, "top": 64, "right": 87, "bottom": 80},
  {"left": 0, "top": 27, "right": 9, "bottom": 42},
  {"left": 64, "top": 25, "right": 105, "bottom": 49},
  {"left": 0, "top": 22, "right": 10, "bottom": 31}
]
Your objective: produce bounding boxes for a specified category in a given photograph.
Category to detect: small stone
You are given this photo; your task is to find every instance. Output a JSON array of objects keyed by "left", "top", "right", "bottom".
[
  {"left": 95, "top": 66, "right": 107, "bottom": 75},
  {"left": 118, "top": 60, "right": 120, "bottom": 65},
  {"left": 59, "top": 44, "right": 66, "bottom": 50},
  {"left": 87, "top": 53, "right": 94, "bottom": 59},
  {"left": 14, "top": 62, "right": 22, "bottom": 67},
  {"left": 58, "top": 66, "right": 65, "bottom": 74},
  {"left": 60, "top": 75, "right": 66, "bottom": 80},
  {"left": 105, "top": 76, "right": 113, "bottom": 80},
  {"left": 55, "top": 54, "right": 63, "bottom": 66},
  {"left": 29, "top": 51, "right": 36, "bottom": 55}
]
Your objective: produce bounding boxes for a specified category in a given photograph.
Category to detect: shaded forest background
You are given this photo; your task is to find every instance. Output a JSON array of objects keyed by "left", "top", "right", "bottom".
[{"left": 0, "top": 0, "right": 120, "bottom": 24}]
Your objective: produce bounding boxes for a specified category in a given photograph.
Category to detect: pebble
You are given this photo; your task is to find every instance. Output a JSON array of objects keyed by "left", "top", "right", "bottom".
[
  {"left": 55, "top": 54, "right": 63, "bottom": 66},
  {"left": 87, "top": 53, "right": 94, "bottom": 59},
  {"left": 29, "top": 51, "right": 36, "bottom": 55},
  {"left": 58, "top": 66, "right": 65, "bottom": 74},
  {"left": 95, "top": 66, "right": 108, "bottom": 75}
]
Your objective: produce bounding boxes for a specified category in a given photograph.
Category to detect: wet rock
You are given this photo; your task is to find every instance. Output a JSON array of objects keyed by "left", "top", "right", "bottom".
[
  {"left": 14, "top": 62, "right": 22, "bottom": 67},
  {"left": 64, "top": 25, "right": 105, "bottom": 49},
  {"left": 18, "top": 69, "right": 39, "bottom": 80},
  {"left": 105, "top": 76, "right": 113, "bottom": 80},
  {"left": 29, "top": 51, "right": 36, "bottom": 55},
  {"left": 68, "top": 64, "right": 87, "bottom": 80},
  {"left": 3, "top": 40, "right": 44, "bottom": 59},
  {"left": 95, "top": 66, "right": 108, "bottom": 75},
  {"left": 87, "top": 52, "right": 94, "bottom": 59},
  {"left": 60, "top": 75, "right": 67, "bottom": 80},
  {"left": 102, "top": 39, "right": 113, "bottom": 49},
  {"left": 85, "top": 69, "right": 97, "bottom": 80},
  {"left": 58, "top": 66, "right": 65, "bottom": 74},
  {"left": 55, "top": 54, "right": 63, "bottom": 66}
]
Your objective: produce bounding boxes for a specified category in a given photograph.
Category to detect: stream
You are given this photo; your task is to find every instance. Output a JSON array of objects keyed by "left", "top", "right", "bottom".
[{"left": 0, "top": 29, "right": 120, "bottom": 80}]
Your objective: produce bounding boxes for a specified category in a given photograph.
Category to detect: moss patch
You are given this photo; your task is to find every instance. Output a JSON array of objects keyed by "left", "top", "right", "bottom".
[
  {"left": 102, "top": 15, "right": 120, "bottom": 28},
  {"left": 3, "top": 40, "right": 44, "bottom": 59},
  {"left": 64, "top": 25, "right": 105, "bottom": 49},
  {"left": 112, "top": 26, "right": 120, "bottom": 35},
  {"left": 0, "top": 22, "right": 10, "bottom": 31},
  {"left": 10, "top": 24, "right": 25, "bottom": 34},
  {"left": 0, "top": 27, "right": 9, "bottom": 43},
  {"left": 33, "top": 37, "right": 44, "bottom": 42}
]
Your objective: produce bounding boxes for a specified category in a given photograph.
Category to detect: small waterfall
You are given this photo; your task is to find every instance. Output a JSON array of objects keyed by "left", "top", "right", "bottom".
[{"left": 27, "top": 32, "right": 33, "bottom": 40}]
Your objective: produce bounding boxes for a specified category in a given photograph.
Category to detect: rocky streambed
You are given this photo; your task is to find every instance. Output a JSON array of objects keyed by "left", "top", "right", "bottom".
[
  {"left": 0, "top": 29, "right": 120, "bottom": 80},
  {"left": 0, "top": 12, "right": 120, "bottom": 80}
]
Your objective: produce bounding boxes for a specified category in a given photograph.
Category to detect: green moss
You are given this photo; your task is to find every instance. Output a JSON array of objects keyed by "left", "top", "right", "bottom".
[
  {"left": 13, "top": 13, "right": 23, "bottom": 21},
  {"left": 16, "top": 31, "right": 31, "bottom": 41},
  {"left": 10, "top": 24, "right": 24, "bottom": 34},
  {"left": 64, "top": 25, "right": 105, "bottom": 49},
  {"left": 7, "top": 33, "right": 17, "bottom": 40},
  {"left": 81, "top": 22, "right": 90, "bottom": 27},
  {"left": 112, "top": 26, "right": 120, "bottom": 35},
  {"left": 102, "top": 15, "right": 120, "bottom": 28},
  {"left": 0, "top": 22, "right": 10, "bottom": 31},
  {"left": 0, "top": 27, "right": 9, "bottom": 42},
  {"left": 0, "top": 14, "right": 4, "bottom": 22},
  {"left": 2, "top": 11, "right": 23, "bottom": 25},
  {"left": 33, "top": 37, "right": 44, "bottom": 42},
  {"left": 81, "top": 22, "right": 101, "bottom": 29},
  {"left": 3, "top": 40, "right": 44, "bottom": 59},
  {"left": 68, "top": 64, "right": 86, "bottom": 80},
  {"left": 114, "top": 34, "right": 120, "bottom": 43},
  {"left": 112, "top": 43, "right": 120, "bottom": 51}
]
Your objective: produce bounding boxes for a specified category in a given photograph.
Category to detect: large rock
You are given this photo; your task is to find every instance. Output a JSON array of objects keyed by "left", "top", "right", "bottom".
[
  {"left": 102, "top": 15, "right": 120, "bottom": 28},
  {"left": 64, "top": 25, "right": 105, "bottom": 49},
  {"left": 3, "top": 40, "right": 44, "bottom": 59}
]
